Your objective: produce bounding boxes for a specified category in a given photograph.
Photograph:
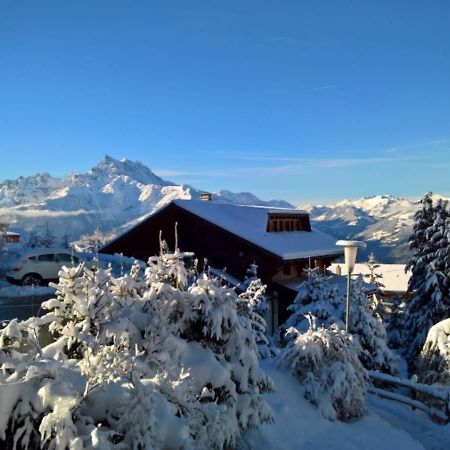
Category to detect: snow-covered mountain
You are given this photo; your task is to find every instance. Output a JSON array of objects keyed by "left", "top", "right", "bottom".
[
  {"left": 0, "top": 155, "right": 293, "bottom": 244},
  {"left": 302, "top": 195, "right": 450, "bottom": 263},
  {"left": 1, "top": 156, "right": 442, "bottom": 263}
]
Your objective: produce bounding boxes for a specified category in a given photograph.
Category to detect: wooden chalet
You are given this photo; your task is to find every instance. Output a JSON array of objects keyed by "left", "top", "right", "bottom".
[{"left": 102, "top": 198, "right": 344, "bottom": 330}]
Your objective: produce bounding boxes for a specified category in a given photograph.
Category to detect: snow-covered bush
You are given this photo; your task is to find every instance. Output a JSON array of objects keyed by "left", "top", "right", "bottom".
[
  {"left": 0, "top": 245, "right": 274, "bottom": 449},
  {"left": 416, "top": 318, "right": 450, "bottom": 386},
  {"left": 281, "top": 269, "right": 398, "bottom": 375},
  {"left": 276, "top": 321, "right": 368, "bottom": 422}
]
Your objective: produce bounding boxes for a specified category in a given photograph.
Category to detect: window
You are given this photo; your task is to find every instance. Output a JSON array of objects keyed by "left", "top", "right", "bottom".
[
  {"left": 38, "top": 254, "right": 54, "bottom": 262},
  {"left": 28, "top": 256, "right": 37, "bottom": 262},
  {"left": 266, "top": 213, "right": 312, "bottom": 232},
  {"left": 56, "top": 253, "right": 72, "bottom": 263}
]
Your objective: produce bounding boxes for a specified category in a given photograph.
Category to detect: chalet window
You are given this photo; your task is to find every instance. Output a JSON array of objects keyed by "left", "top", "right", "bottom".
[{"left": 266, "top": 213, "right": 311, "bottom": 232}]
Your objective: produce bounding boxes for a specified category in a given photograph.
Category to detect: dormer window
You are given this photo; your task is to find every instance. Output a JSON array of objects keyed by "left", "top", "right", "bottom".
[{"left": 266, "top": 212, "right": 311, "bottom": 232}]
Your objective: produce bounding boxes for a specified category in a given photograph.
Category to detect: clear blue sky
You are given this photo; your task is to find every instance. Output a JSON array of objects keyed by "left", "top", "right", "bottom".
[{"left": 1, "top": 1, "right": 449, "bottom": 204}]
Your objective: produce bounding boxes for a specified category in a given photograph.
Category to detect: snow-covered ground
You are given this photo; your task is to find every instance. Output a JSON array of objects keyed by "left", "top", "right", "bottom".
[
  {"left": 0, "top": 280, "right": 54, "bottom": 298},
  {"left": 241, "top": 359, "right": 449, "bottom": 450}
]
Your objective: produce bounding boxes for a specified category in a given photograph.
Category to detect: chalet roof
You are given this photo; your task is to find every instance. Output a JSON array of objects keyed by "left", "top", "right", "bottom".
[{"left": 172, "top": 200, "right": 343, "bottom": 260}]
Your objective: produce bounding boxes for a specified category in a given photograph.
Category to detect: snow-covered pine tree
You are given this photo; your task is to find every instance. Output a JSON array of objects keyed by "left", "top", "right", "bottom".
[
  {"left": 41, "top": 261, "right": 123, "bottom": 358},
  {"left": 80, "top": 227, "right": 107, "bottom": 253},
  {"left": 276, "top": 321, "right": 368, "bottom": 422},
  {"left": 42, "top": 222, "right": 55, "bottom": 248},
  {"left": 144, "top": 245, "right": 275, "bottom": 447},
  {"left": 365, "top": 253, "right": 385, "bottom": 289},
  {"left": 406, "top": 192, "right": 435, "bottom": 278},
  {"left": 281, "top": 269, "right": 398, "bottom": 374},
  {"left": 110, "top": 260, "right": 145, "bottom": 303},
  {"left": 349, "top": 277, "right": 399, "bottom": 375},
  {"left": 1, "top": 244, "right": 275, "bottom": 450},
  {"left": 282, "top": 268, "right": 343, "bottom": 336},
  {"left": 178, "top": 273, "right": 274, "bottom": 447},
  {"left": 237, "top": 264, "right": 277, "bottom": 358},
  {"left": 404, "top": 195, "right": 450, "bottom": 364}
]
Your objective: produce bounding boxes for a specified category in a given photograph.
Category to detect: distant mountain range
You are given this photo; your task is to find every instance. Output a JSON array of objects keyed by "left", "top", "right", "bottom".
[
  {"left": 0, "top": 155, "right": 292, "bottom": 245},
  {"left": 0, "top": 155, "right": 443, "bottom": 263}
]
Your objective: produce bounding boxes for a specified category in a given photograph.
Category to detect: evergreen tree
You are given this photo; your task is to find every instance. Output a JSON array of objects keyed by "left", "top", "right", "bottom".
[
  {"left": 406, "top": 192, "right": 435, "bottom": 279},
  {"left": 404, "top": 194, "right": 450, "bottom": 364},
  {"left": 365, "top": 253, "right": 384, "bottom": 288},
  {"left": 27, "top": 229, "right": 43, "bottom": 248},
  {"left": 387, "top": 293, "right": 405, "bottom": 349},
  {"left": 42, "top": 222, "right": 55, "bottom": 248},
  {"left": 282, "top": 268, "right": 343, "bottom": 335},
  {"left": 349, "top": 277, "right": 399, "bottom": 375},
  {"left": 60, "top": 231, "right": 71, "bottom": 248},
  {"left": 237, "top": 264, "right": 277, "bottom": 358},
  {"left": 0, "top": 248, "right": 274, "bottom": 449},
  {"left": 282, "top": 269, "right": 398, "bottom": 374}
]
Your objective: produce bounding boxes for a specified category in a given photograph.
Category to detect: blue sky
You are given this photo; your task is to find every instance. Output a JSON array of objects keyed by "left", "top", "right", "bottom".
[{"left": 0, "top": 1, "right": 449, "bottom": 204}]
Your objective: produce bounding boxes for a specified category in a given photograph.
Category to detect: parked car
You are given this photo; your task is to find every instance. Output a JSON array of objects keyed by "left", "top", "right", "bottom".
[{"left": 6, "top": 249, "right": 81, "bottom": 286}]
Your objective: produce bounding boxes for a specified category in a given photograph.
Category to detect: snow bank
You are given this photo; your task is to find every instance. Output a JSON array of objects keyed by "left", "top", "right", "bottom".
[{"left": 242, "top": 359, "right": 425, "bottom": 450}]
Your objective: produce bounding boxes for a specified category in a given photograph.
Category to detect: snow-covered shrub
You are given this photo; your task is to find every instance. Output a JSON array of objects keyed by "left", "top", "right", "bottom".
[
  {"left": 0, "top": 245, "right": 273, "bottom": 450},
  {"left": 276, "top": 321, "right": 368, "bottom": 422},
  {"left": 416, "top": 318, "right": 450, "bottom": 386},
  {"left": 281, "top": 269, "right": 398, "bottom": 375}
]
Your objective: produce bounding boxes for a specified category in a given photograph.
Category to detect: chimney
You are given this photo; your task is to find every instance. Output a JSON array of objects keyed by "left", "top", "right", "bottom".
[{"left": 200, "top": 192, "right": 212, "bottom": 201}]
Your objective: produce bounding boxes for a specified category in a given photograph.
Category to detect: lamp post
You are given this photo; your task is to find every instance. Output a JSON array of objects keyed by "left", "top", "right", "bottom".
[{"left": 336, "top": 240, "right": 367, "bottom": 333}]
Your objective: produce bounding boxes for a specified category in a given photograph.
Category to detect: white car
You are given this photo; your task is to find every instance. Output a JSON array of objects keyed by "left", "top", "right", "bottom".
[{"left": 6, "top": 249, "right": 81, "bottom": 286}]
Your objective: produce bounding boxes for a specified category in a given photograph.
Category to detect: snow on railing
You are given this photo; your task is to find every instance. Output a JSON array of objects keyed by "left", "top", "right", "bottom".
[{"left": 369, "top": 370, "right": 450, "bottom": 423}]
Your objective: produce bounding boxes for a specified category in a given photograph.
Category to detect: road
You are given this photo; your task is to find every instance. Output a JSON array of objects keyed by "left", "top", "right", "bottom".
[{"left": 0, "top": 294, "right": 53, "bottom": 322}]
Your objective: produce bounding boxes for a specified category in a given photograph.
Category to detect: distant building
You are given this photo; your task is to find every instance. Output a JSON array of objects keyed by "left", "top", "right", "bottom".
[
  {"left": 3, "top": 231, "right": 21, "bottom": 244},
  {"left": 330, "top": 263, "right": 411, "bottom": 298},
  {"left": 102, "top": 200, "right": 344, "bottom": 329}
]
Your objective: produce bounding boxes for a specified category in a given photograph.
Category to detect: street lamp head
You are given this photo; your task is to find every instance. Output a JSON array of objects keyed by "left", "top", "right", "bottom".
[{"left": 336, "top": 240, "right": 367, "bottom": 274}]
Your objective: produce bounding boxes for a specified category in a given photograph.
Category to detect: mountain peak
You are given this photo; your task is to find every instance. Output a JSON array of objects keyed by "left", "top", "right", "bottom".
[{"left": 92, "top": 155, "right": 172, "bottom": 186}]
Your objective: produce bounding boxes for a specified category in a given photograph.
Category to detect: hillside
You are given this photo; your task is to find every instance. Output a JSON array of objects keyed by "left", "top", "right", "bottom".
[{"left": 301, "top": 195, "right": 450, "bottom": 263}]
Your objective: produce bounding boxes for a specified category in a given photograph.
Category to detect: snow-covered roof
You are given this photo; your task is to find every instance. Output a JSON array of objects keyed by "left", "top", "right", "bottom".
[
  {"left": 329, "top": 263, "right": 410, "bottom": 292},
  {"left": 172, "top": 200, "right": 343, "bottom": 260},
  {"left": 5, "top": 231, "right": 20, "bottom": 236},
  {"left": 277, "top": 274, "right": 378, "bottom": 296}
]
